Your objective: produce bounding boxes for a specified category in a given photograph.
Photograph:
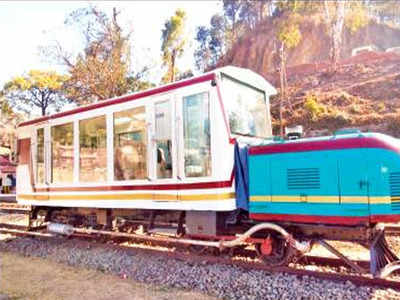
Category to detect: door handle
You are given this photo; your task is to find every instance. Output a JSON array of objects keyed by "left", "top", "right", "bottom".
[{"left": 358, "top": 180, "right": 368, "bottom": 189}]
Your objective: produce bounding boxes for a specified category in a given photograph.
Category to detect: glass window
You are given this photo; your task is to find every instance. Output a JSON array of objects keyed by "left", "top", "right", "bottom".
[
  {"left": 155, "top": 101, "right": 172, "bottom": 179},
  {"left": 114, "top": 107, "right": 147, "bottom": 180},
  {"left": 79, "top": 116, "right": 107, "bottom": 182},
  {"left": 36, "top": 128, "right": 45, "bottom": 184},
  {"left": 222, "top": 75, "right": 271, "bottom": 138},
  {"left": 183, "top": 92, "right": 211, "bottom": 177},
  {"left": 51, "top": 123, "right": 74, "bottom": 183}
]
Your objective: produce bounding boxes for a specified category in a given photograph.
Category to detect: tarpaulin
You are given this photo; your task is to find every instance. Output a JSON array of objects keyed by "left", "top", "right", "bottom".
[{"left": 234, "top": 143, "right": 249, "bottom": 211}]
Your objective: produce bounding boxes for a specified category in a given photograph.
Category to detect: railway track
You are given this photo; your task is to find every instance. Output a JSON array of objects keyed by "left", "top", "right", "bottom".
[{"left": 0, "top": 225, "right": 399, "bottom": 291}]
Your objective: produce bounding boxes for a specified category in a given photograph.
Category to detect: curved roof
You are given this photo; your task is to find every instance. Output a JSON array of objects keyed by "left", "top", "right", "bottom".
[
  {"left": 249, "top": 132, "right": 400, "bottom": 155},
  {"left": 19, "top": 66, "right": 276, "bottom": 128}
]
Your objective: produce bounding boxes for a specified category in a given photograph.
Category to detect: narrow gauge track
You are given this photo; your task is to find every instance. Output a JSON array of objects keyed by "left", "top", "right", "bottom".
[{"left": 0, "top": 226, "right": 399, "bottom": 291}]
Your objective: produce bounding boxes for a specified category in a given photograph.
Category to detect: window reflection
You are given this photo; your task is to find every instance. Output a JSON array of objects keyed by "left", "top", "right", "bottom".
[
  {"left": 51, "top": 123, "right": 74, "bottom": 183},
  {"left": 155, "top": 101, "right": 172, "bottom": 179},
  {"left": 222, "top": 76, "right": 271, "bottom": 138},
  {"left": 79, "top": 116, "right": 107, "bottom": 182},
  {"left": 36, "top": 128, "right": 45, "bottom": 184},
  {"left": 114, "top": 107, "right": 147, "bottom": 180},
  {"left": 183, "top": 92, "right": 211, "bottom": 177}
]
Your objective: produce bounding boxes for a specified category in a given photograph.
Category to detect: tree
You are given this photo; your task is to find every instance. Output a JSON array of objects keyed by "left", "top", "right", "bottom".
[
  {"left": 324, "top": 1, "right": 346, "bottom": 71},
  {"left": 345, "top": 2, "right": 369, "bottom": 34},
  {"left": 2, "top": 70, "right": 70, "bottom": 116},
  {"left": 276, "top": 15, "right": 302, "bottom": 137},
  {"left": 194, "top": 14, "right": 225, "bottom": 71},
  {"left": 161, "top": 9, "right": 188, "bottom": 83},
  {"left": 223, "top": 0, "right": 242, "bottom": 43},
  {"left": 42, "top": 6, "right": 150, "bottom": 105}
]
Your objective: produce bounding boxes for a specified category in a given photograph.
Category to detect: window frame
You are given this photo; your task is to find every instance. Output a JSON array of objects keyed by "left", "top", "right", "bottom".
[
  {"left": 220, "top": 73, "right": 272, "bottom": 139},
  {"left": 152, "top": 98, "right": 176, "bottom": 182},
  {"left": 112, "top": 105, "right": 149, "bottom": 182},
  {"left": 178, "top": 87, "right": 213, "bottom": 180},
  {"left": 78, "top": 114, "right": 108, "bottom": 183},
  {"left": 34, "top": 126, "right": 46, "bottom": 186},
  {"left": 50, "top": 121, "right": 74, "bottom": 184}
]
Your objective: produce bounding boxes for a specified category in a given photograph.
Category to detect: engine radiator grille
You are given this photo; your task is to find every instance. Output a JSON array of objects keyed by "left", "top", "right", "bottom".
[
  {"left": 389, "top": 172, "right": 400, "bottom": 211},
  {"left": 287, "top": 168, "right": 320, "bottom": 190}
]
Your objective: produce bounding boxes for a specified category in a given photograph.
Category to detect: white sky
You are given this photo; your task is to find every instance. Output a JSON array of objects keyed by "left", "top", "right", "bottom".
[{"left": 0, "top": 1, "right": 222, "bottom": 87}]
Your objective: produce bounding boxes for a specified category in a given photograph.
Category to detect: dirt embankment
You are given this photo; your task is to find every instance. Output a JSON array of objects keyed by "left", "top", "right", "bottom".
[
  {"left": 216, "top": 16, "right": 400, "bottom": 136},
  {"left": 267, "top": 51, "right": 400, "bottom": 136},
  {"left": 219, "top": 17, "right": 400, "bottom": 76}
]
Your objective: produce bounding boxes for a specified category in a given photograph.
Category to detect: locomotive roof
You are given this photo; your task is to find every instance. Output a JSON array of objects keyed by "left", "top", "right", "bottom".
[
  {"left": 249, "top": 132, "right": 400, "bottom": 155},
  {"left": 18, "top": 66, "right": 276, "bottom": 128}
]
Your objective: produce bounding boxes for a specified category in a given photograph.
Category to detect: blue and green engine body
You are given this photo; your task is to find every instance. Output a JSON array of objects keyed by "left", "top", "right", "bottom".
[{"left": 247, "top": 132, "right": 400, "bottom": 226}]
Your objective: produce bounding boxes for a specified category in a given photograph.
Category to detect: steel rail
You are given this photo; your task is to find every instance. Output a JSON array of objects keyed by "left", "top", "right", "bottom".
[{"left": 0, "top": 226, "right": 399, "bottom": 290}]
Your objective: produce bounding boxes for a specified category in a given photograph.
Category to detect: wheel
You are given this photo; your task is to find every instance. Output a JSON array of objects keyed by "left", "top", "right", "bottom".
[{"left": 255, "top": 235, "right": 296, "bottom": 267}]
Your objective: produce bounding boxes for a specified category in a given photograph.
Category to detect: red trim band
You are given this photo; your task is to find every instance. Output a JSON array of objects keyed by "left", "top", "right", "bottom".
[
  {"left": 249, "top": 213, "right": 370, "bottom": 226},
  {"left": 19, "top": 73, "right": 216, "bottom": 127},
  {"left": 249, "top": 136, "right": 400, "bottom": 155},
  {"left": 34, "top": 171, "right": 235, "bottom": 193}
]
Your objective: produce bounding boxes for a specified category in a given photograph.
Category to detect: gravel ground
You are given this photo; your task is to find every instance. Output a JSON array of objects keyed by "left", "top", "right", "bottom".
[{"left": 1, "top": 237, "right": 400, "bottom": 300}]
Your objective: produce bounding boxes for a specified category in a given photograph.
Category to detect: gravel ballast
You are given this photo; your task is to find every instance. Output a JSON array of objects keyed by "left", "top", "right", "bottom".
[{"left": 0, "top": 236, "right": 399, "bottom": 300}]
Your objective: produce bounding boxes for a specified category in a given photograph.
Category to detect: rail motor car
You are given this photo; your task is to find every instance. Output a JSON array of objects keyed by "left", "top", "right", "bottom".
[{"left": 16, "top": 66, "right": 400, "bottom": 277}]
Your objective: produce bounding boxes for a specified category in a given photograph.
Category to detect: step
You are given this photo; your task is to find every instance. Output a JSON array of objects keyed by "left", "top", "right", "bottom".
[{"left": 147, "top": 227, "right": 179, "bottom": 236}]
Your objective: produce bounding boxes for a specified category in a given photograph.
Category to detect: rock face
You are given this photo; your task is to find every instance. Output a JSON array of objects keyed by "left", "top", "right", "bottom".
[{"left": 218, "top": 18, "right": 400, "bottom": 77}]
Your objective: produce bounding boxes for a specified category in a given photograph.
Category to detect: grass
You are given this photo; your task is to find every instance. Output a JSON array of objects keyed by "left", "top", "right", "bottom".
[{"left": 0, "top": 251, "right": 218, "bottom": 300}]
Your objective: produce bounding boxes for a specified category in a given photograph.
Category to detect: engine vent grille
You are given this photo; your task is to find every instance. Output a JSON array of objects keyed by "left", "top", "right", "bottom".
[
  {"left": 287, "top": 168, "right": 320, "bottom": 190},
  {"left": 389, "top": 172, "right": 400, "bottom": 211}
]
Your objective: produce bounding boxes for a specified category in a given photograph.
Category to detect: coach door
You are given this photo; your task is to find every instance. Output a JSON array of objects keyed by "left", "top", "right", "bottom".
[
  {"left": 337, "top": 149, "right": 369, "bottom": 217},
  {"left": 34, "top": 127, "right": 50, "bottom": 199},
  {"left": 152, "top": 99, "right": 178, "bottom": 201}
]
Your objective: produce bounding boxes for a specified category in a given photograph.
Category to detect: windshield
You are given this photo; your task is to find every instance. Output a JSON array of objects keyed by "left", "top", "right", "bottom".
[{"left": 222, "top": 75, "right": 272, "bottom": 138}]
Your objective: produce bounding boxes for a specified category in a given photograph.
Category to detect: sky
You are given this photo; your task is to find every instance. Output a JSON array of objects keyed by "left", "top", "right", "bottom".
[{"left": 0, "top": 1, "right": 222, "bottom": 88}]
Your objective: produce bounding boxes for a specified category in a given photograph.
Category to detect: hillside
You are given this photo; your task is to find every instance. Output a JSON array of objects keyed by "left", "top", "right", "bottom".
[
  {"left": 268, "top": 51, "right": 400, "bottom": 137},
  {"left": 217, "top": 17, "right": 400, "bottom": 137},
  {"left": 219, "top": 17, "right": 400, "bottom": 76}
]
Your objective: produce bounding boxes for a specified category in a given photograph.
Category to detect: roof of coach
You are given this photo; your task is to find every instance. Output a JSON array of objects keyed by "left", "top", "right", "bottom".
[
  {"left": 18, "top": 66, "right": 276, "bottom": 128},
  {"left": 249, "top": 132, "right": 400, "bottom": 155}
]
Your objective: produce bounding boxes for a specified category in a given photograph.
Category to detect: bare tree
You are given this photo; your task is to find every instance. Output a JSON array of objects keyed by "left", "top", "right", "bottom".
[{"left": 324, "top": 0, "right": 346, "bottom": 71}]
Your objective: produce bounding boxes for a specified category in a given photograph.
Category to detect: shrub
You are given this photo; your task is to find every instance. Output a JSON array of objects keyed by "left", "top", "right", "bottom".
[
  {"left": 304, "top": 94, "right": 326, "bottom": 120},
  {"left": 349, "top": 104, "right": 361, "bottom": 114},
  {"left": 376, "top": 102, "right": 386, "bottom": 113}
]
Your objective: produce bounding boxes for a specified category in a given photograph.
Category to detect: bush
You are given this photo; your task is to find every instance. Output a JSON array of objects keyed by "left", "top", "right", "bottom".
[
  {"left": 376, "top": 102, "right": 386, "bottom": 113},
  {"left": 303, "top": 94, "right": 326, "bottom": 120},
  {"left": 349, "top": 104, "right": 361, "bottom": 114}
]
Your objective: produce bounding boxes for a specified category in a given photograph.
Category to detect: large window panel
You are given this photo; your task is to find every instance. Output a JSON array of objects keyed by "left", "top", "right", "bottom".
[
  {"left": 51, "top": 123, "right": 74, "bottom": 183},
  {"left": 155, "top": 101, "right": 172, "bottom": 179},
  {"left": 222, "top": 76, "right": 271, "bottom": 138},
  {"left": 36, "top": 128, "right": 45, "bottom": 184},
  {"left": 79, "top": 116, "right": 107, "bottom": 182},
  {"left": 183, "top": 92, "right": 211, "bottom": 177},
  {"left": 114, "top": 107, "right": 147, "bottom": 180}
]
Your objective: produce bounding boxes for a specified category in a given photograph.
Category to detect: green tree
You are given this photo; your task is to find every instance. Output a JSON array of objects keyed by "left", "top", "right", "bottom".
[
  {"left": 276, "top": 15, "right": 302, "bottom": 137},
  {"left": 161, "top": 9, "right": 188, "bottom": 83},
  {"left": 194, "top": 14, "right": 225, "bottom": 71},
  {"left": 2, "top": 70, "right": 70, "bottom": 116},
  {"left": 42, "top": 6, "right": 150, "bottom": 105},
  {"left": 345, "top": 2, "right": 369, "bottom": 34}
]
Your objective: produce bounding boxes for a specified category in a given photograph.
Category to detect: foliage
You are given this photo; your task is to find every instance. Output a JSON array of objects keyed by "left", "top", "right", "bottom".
[
  {"left": 194, "top": 14, "right": 225, "bottom": 71},
  {"left": 275, "top": 13, "right": 302, "bottom": 136},
  {"left": 2, "top": 70, "right": 70, "bottom": 116},
  {"left": 277, "top": 18, "right": 302, "bottom": 50},
  {"left": 345, "top": 3, "right": 369, "bottom": 34},
  {"left": 42, "top": 6, "right": 151, "bottom": 105},
  {"left": 161, "top": 9, "right": 188, "bottom": 83},
  {"left": 376, "top": 102, "right": 386, "bottom": 113},
  {"left": 304, "top": 94, "right": 326, "bottom": 120}
]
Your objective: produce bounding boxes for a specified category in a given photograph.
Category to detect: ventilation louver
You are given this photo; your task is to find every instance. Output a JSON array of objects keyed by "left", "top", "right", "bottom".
[
  {"left": 287, "top": 168, "right": 320, "bottom": 190},
  {"left": 389, "top": 172, "right": 400, "bottom": 211}
]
